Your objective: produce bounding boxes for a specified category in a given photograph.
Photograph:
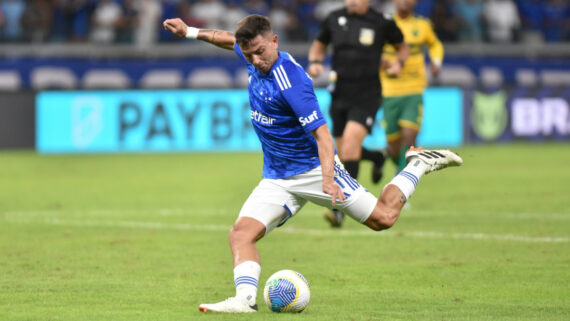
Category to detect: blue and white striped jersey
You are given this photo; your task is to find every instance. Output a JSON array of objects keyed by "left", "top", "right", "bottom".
[{"left": 234, "top": 43, "right": 327, "bottom": 179}]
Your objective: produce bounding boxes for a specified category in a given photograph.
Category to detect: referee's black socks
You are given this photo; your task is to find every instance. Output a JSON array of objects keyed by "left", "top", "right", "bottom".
[{"left": 361, "top": 148, "right": 385, "bottom": 165}]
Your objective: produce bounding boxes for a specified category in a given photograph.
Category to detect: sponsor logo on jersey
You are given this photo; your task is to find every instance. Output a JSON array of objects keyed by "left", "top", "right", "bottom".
[
  {"left": 299, "top": 110, "right": 319, "bottom": 127},
  {"left": 359, "top": 28, "right": 375, "bottom": 46},
  {"left": 251, "top": 110, "right": 276, "bottom": 125}
]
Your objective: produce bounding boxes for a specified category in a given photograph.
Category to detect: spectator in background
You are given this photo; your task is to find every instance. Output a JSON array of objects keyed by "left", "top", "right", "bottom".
[
  {"left": 268, "top": 0, "right": 305, "bottom": 42},
  {"left": 244, "top": 0, "right": 269, "bottom": 16},
  {"left": 268, "top": 1, "right": 289, "bottom": 41},
  {"left": 222, "top": 0, "right": 247, "bottom": 30},
  {"left": 414, "top": 0, "right": 434, "bottom": 17},
  {"left": 51, "top": 0, "right": 91, "bottom": 42},
  {"left": 191, "top": 0, "right": 225, "bottom": 29},
  {"left": 517, "top": 0, "right": 542, "bottom": 31},
  {"left": 483, "top": 0, "right": 521, "bottom": 42},
  {"left": 542, "top": 0, "right": 568, "bottom": 42},
  {"left": 115, "top": 0, "right": 138, "bottom": 43},
  {"left": 285, "top": 8, "right": 307, "bottom": 42},
  {"left": 0, "top": 0, "right": 25, "bottom": 41},
  {"left": 453, "top": 0, "right": 484, "bottom": 42},
  {"left": 21, "top": 0, "right": 53, "bottom": 43},
  {"left": 431, "top": 0, "right": 458, "bottom": 42},
  {"left": 566, "top": 3, "right": 570, "bottom": 41},
  {"left": 377, "top": 0, "right": 395, "bottom": 14},
  {"left": 90, "top": 0, "right": 122, "bottom": 43},
  {"left": 133, "top": 0, "right": 162, "bottom": 47},
  {"left": 314, "top": 0, "right": 344, "bottom": 22},
  {"left": 297, "top": 0, "right": 319, "bottom": 39},
  {"left": 0, "top": 6, "right": 4, "bottom": 36},
  {"left": 180, "top": 2, "right": 206, "bottom": 30},
  {"left": 159, "top": 0, "right": 180, "bottom": 41}
]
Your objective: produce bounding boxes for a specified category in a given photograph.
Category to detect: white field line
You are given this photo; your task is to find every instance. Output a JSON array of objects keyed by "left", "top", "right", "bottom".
[
  {"left": 3, "top": 208, "right": 570, "bottom": 220},
  {"left": 3, "top": 217, "right": 569, "bottom": 244}
]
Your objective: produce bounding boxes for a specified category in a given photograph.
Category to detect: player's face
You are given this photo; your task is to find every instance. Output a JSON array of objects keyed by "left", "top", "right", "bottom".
[
  {"left": 394, "top": 0, "right": 416, "bottom": 12},
  {"left": 345, "top": 0, "right": 369, "bottom": 15},
  {"left": 241, "top": 33, "right": 279, "bottom": 74}
]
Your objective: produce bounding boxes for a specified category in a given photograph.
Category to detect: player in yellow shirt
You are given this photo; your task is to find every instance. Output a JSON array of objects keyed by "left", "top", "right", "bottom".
[{"left": 380, "top": 0, "right": 444, "bottom": 174}]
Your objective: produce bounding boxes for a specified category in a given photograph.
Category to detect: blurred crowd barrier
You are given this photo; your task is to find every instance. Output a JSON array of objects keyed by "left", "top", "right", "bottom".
[{"left": 1, "top": 48, "right": 570, "bottom": 91}]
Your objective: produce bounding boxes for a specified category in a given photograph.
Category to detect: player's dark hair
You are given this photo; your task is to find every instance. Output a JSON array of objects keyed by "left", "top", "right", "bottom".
[{"left": 235, "top": 15, "right": 273, "bottom": 46}]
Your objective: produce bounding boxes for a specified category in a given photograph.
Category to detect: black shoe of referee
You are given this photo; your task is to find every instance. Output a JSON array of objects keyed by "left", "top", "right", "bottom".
[
  {"left": 371, "top": 149, "right": 388, "bottom": 184},
  {"left": 324, "top": 209, "right": 344, "bottom": 228}
]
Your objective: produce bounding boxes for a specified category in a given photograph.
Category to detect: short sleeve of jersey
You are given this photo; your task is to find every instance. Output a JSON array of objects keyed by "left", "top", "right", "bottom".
[
  {"left": 383, "top": 17, "right": 404, "bottom": 45},
  {"left": 234, "top": 42, "right": 251, "bottom": 66},
  {"left": 316, "top": 15, "right": 332, "bottom": 44},
  {"left": 278, "top": 61, "right": 326, "bottom": 133}
]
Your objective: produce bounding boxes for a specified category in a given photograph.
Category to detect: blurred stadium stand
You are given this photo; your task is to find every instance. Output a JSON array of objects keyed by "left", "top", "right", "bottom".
[{"left": 1, "top": 0, "right": 569, "bottom": 44}]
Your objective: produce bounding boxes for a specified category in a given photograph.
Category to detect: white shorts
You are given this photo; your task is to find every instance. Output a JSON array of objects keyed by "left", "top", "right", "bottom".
[{"left": 238, "top": 156, "right": 378, "bottom": 233}]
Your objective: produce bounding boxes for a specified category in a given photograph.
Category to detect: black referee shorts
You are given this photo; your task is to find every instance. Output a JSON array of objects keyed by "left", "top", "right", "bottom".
[{"left": 330, "top": 96, "right": 382, "bottom": 137}]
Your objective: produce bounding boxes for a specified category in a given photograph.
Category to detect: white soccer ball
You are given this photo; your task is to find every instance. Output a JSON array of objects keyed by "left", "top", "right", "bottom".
[{"left": 263, "top": 269, "right": 311, "bottom": 313}]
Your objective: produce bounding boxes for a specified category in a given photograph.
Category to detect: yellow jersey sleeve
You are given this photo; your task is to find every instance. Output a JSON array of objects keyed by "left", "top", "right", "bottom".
[{"left": 424, "top": 19, "right": 444, "bottom": 67}]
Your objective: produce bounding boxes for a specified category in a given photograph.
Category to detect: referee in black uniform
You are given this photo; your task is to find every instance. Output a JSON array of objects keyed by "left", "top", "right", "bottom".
[{"left": 308, "top": 0, "right": 409, "bottom": 227}]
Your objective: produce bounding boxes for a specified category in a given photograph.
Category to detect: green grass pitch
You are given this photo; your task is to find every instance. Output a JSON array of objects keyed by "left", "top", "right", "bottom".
[{"left": 1, "top": 144, "right": 569, "bottom": 321}]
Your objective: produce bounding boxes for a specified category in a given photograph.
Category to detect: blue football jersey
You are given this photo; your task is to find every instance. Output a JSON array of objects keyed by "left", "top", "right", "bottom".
[{"left": 234, "top": 43, "right": 327, "bottom": 179}]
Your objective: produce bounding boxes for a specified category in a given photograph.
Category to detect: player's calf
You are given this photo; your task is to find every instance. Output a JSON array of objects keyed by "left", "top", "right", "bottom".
[
  {"left": 364, "top": 146, "right": 463, "bottom": 232},
  {"left": 364, "top": 185, "right": 403, "bottom": 231},
  {"left": 228, "top": 217, "right": 265, "bottom": 266}
]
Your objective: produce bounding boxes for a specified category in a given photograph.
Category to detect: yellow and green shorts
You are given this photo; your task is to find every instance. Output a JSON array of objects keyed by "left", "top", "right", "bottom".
[{"left": 381, "top": 94, "right": 423, "bottom": 142}]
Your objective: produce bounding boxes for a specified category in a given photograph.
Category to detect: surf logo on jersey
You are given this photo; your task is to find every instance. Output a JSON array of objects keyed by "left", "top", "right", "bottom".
[
  {"left": 251, "top": 110, "right": 276, "bottom": 125},
  {"left": 299, "top": 110, "right": 319, "bottom": 127}
]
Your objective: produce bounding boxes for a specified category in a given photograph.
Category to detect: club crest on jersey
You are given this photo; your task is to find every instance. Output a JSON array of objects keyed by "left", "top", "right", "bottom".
[
  {"left": 299, "top": 110, "right": 319, "bottom": 127},
  {"left": 359, "top": 28, "right": 375, "bottom": 46},
  {"left": 251, "top": 110, "right": 276, "bottom": 125}
]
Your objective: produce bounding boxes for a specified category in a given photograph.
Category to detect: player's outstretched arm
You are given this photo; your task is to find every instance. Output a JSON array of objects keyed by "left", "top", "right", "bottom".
[
  {"left": 163, "top": 18, "right": 235, "bottom": 50},
  {"left": 307, "top": 40, "right": 327, "bottom": 78},
  {"left": 311, "top": 124, "right": 345, "bottom": 206}
]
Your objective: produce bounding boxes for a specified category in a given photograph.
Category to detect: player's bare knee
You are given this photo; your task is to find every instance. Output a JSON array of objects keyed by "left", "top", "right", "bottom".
[
  {"left": 340, "top": 143, "right": 361, "bottom": 161},
  {"left": 365, "top": 207, "right": 397, "bottom": 231},
  {"left": 229, "top": 225, "right": 255, "bottom": 246},
  {"left": 367, "top": 196, "right": 402, "bottom": 231}
]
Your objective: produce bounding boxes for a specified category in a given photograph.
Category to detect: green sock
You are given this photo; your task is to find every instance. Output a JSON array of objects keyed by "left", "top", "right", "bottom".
[{"left": 396, "top": 145, "right": 411, "bottom": 173}]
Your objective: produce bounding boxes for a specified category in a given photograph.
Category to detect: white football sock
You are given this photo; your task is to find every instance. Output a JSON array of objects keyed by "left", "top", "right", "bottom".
[
  {"left": 387, "top": 157, "right": 428, "bottom": 200},
  {"left": 233, "top": 260, "right": 261, "bottom": 306}
]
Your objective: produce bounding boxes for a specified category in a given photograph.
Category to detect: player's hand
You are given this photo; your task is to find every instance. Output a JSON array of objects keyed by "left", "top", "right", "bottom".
[
  {"left": 430, "top": 63, "right": 441, "bottom": 77},
  {"left": 163, "top": 18, "right": 188, "bottom": 38},
  {"left": 385, "top": 60, "right": 402, "bottom": 77},
  {"left": 308, "top": 63, "right": 324, "bottom": 78},
  {"left": 322, "top": 179, "right": 345, "bottom": 207}
]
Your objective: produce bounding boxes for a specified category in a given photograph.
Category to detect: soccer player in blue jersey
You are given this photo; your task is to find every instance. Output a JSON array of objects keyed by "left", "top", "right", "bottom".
[{"left": 163, "top": 15, "right": 462, "bottom": 313}]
